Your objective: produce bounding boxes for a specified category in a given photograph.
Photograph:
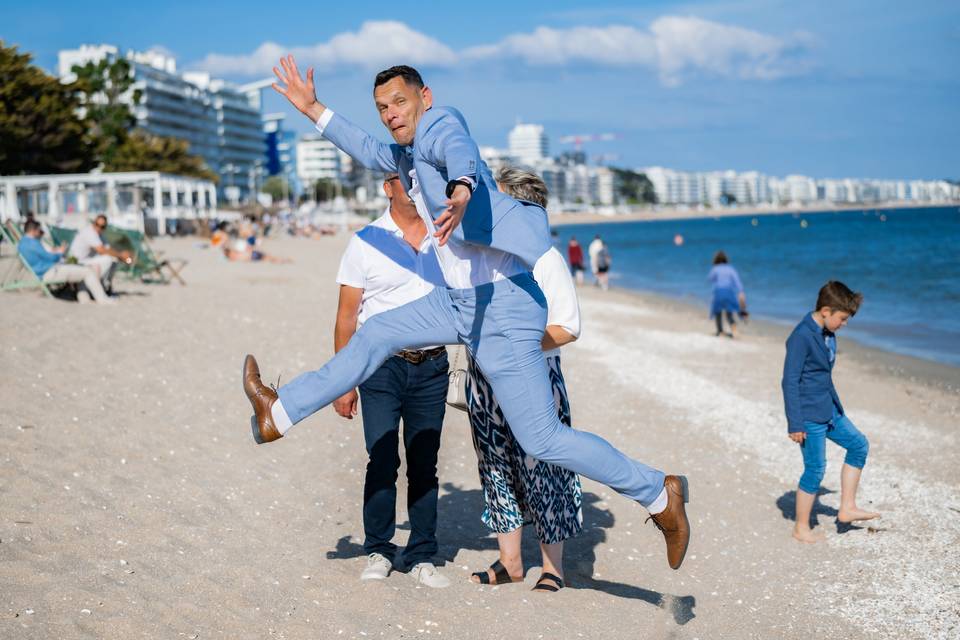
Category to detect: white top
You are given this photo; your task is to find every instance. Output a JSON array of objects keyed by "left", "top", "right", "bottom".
[
  {"left": 408, "top": 169, "right": 527, "bottom": 289},
  {"left": 533, "top": 247, "right": 582, "bottom": 358},
  {"left": 316, "top": 110, "right": 528, "bottom": 290},
  {"left": 68, "top": 225, "right": 103, "bottom": 260},
  {"left": 336, "top": 208, "right": 446, "bottom": 332},
  {"left": 588, "top": 238, "right": 603, "bottom": 271}
]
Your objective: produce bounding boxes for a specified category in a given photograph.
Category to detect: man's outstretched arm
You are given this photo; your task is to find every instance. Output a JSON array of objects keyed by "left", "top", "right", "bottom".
[{"left": 271, "top": 54, "right": 399, "bottom": 173}]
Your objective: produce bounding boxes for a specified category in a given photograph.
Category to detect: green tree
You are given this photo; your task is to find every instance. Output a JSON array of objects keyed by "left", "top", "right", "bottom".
[
  {"left": 70, "top": 57, "right": 141, "bottom": 168},
  {"left": 108, "top": 130, "right": 218, "bottom": 181},
  {"left": 313, "top": 178, "right": 338, "bottom": 202},
  {"left": 611, "top": 167, "right": 657, "bottom": 204},
  {"left": 261, "top": 175, "right": 289, "bottom": 202},
  {"left": 0, "top": 41, "right": 96, "bottom": 174}
]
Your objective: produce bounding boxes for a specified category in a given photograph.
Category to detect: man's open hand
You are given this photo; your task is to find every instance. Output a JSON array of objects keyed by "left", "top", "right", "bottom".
[
  {"left": 433, "top": 184, "right": 471, "bottom": 246},
  {"left": 271, "top": 55, "right": 326, "bottom": 122}
]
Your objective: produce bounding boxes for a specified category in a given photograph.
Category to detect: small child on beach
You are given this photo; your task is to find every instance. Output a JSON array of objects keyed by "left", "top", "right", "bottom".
[{"left": 781, "top": 281, "right": 880, "bottom": 543}]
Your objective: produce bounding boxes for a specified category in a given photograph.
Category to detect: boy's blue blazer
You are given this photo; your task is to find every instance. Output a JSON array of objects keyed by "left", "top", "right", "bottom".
[
  {"left": 321, "top": 106, "right": 552, "bottom": 268},
  {"left": 781, "top": 313, "right": 845, "bottom": 432}
]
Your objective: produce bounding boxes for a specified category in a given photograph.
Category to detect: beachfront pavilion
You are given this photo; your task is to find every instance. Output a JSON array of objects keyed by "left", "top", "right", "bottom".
[{"left": 0, "top": 171, "right": 217, "bottom": 235}]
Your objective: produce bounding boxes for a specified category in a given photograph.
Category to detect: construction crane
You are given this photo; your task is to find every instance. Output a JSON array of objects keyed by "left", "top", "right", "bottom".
[{"left": 557, "top": 132, "right": 621, "bottom": 151}]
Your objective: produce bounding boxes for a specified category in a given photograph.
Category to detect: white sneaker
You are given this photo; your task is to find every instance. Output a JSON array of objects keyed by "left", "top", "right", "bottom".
[
  {"left": 360, "top": 553, "right": 392, "bottom": 581},
  {"left": 76, "top": 290, "right": 92, "bottom": 304},
  {"left": 409, "top": 562, "right": 451, "bottom": 589}
]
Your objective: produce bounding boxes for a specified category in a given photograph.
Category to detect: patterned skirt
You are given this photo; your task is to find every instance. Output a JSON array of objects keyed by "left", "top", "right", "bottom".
[{"left": 465, "top": 354, "right": 583, "bottom": 545}]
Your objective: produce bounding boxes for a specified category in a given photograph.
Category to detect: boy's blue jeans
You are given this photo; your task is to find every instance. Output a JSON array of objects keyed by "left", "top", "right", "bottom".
[{"left": 798, "top": 411, "right": 869, "bottom": 495}]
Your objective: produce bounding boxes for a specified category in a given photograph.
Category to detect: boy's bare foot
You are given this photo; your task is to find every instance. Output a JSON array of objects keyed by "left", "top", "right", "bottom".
[
  {"left": 837, "top": 507, "right": 880, "bottom": 523},
  {"left": 792, "top": 527, "right": 825, "bottom": 543}
]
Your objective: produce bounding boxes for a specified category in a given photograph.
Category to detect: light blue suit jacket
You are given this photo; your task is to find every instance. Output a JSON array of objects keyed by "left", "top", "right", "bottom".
[{"left": 321, "top": 106, "right": 552, "bottom": 268}]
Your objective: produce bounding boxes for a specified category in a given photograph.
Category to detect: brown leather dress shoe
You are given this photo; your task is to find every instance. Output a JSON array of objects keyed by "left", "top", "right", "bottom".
[
  {"left": 649, "top": 475, "right": 691, "bottom": 570},
  {"left": 243, "top": 354, "right": 282, "bottom": 444}
]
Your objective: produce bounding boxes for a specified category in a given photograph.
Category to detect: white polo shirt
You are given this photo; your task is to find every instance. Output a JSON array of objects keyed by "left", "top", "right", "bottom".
[
  {"left": 336, "top": 208, "right": 446, "bottom": 331},
  {"left": 68, "top": 225, "right": 103, "bottom": 260}
]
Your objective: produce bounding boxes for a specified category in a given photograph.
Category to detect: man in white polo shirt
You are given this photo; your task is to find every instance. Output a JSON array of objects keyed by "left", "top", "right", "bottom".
[
  {"left": 67, "top": 215, "right": 133, "bottom": 294},
  {"left": 331, "top": 174, "right": 451, "bottom": 588}
]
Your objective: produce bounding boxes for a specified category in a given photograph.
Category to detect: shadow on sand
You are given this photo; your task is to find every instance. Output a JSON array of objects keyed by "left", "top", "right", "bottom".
[
  {"left": 326, "top": 482, "right": 696, "bottom": 625},
  {"left": 775, "top": 489, "right": 864, "bottom": 534}
]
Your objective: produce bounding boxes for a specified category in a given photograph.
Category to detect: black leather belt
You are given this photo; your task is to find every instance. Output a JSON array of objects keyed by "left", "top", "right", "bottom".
[{"left": 396, "top": 346, "right": 446, "bottom": 365}]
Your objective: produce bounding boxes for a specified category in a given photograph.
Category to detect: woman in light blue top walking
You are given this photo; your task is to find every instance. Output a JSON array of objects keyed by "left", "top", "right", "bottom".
[{"left": 708, "top": 250, "right": 746, "bottom": 338}]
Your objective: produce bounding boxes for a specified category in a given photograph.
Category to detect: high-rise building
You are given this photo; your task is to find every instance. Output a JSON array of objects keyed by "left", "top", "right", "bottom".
[
  {"left": 58, "top": 44, "right": 264, "bottom": 202},
  {"left": 508, "top": 123, "right": 548, "bottom": 166},
  {"left": 262, "top": 113, "right": 300, "bottom": 199},
  {"left": 296, "top": 135, "right": 342, "bottom": 185}
]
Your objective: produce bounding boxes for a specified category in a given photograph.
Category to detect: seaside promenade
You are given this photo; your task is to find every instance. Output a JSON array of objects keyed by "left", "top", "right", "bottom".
[{"left": 2, "top": 234, "right": 958, "bottom": 639}]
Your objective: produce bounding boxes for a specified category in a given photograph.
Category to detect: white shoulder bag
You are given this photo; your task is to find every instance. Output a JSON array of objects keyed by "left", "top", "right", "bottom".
[{"left": 446, "top": 345, "right": 469, "bottom": 412}]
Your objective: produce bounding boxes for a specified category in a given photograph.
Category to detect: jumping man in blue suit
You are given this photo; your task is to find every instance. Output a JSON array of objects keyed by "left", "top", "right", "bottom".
[{"left": 242, "top": 56, "right": 692, "bottom": 570}]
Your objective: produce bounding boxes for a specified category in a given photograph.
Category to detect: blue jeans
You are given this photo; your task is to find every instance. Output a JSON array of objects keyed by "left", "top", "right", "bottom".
[
  {"left": 278, "top": 273, "right": 665, "bottom": 506},
  {"left": 798, "top": 412, "right": 869, "bottom": 495},
  {"left": 358, "top": 353, "right": 448, "bottom": 566}
]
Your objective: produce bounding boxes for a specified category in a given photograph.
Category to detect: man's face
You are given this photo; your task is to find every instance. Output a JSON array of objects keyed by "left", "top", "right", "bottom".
[
  {"left": 94, "top": 218, "right": 107, "bottom": 233},
  {"left": 383, "top": 177, "right": 417, "bottom": 217},
  {"left": 374, "top": 77, "right": 432, "bottom": 146}
]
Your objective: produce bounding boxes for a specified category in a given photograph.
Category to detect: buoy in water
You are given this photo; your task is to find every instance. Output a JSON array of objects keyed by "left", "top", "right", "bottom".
[
  {"left": 800, "top": 219, "right": 809, "bottom": 228},
  {"left": 879, "top": 214, "right": 887, "bottom": 222},
  {"left": 751, "top": 218, "right": 759, "bottom": 227},
  {"left": 673, "top": 233, "right": 684, "bottom": 246}
]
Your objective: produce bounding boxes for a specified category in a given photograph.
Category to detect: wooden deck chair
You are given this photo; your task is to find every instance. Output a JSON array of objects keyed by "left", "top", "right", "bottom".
[
  {"left": 105, "top": 226, "right": 187, "bottom": 285},
  {"left": 0, "top": 221, "right": 69, "bottom": 298}
]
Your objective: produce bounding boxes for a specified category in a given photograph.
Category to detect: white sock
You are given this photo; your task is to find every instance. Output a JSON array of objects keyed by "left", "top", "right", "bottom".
[
  {"left": 647, "top": 487, "right": 669, "bottom": 515},
  {"left": 270, "top": 399, "right": 294, "bottom": 435}
]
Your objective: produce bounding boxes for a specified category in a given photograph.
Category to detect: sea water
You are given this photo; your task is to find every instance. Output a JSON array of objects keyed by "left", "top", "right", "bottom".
[{"left": 554, "top": 206, "right": 960, "bottom": 367}]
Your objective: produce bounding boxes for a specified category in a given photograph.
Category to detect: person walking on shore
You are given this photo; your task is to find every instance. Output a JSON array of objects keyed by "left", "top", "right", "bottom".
[
  {"left": 567, "top": 236, "right": 585, "bottom": 285},
  {"left": 243, "top": 57, "right": 691, "bottom": 572},
  {"left": 588, "top": 234, "right": 603, "bottom": 287},
  {"left": 708, "top": 251, "right": 745, "bottom": 337},
  {"left": 332, "top": 174, "right": 451, "bottom": 587},
  {"left": 782, "top": 281, "right": 879, "bottom": 543},
  {"left": 466, "top": 168, "right": 582, "bottom": 593}
]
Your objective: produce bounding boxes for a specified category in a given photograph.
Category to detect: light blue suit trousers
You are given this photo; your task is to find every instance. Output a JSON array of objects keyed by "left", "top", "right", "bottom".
[{"left": 278, "top": 273, "right": 665, "bottom": 506}]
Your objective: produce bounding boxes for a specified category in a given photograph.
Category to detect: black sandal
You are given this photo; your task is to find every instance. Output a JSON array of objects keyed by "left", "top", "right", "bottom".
[
  {"left": 471, "top": 559, "right": 522, "bottom": 585},
  {"left": 532, "top": 572, "right": 564, "bottom": 593}
]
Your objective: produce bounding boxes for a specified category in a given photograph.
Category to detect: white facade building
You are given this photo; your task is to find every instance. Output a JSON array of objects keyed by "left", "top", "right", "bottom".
[
  {"left": 58, "top": 45, "right": 264, "bottom": 202},
  {"left": 296, "top": 135, "right": 342, "bottom": 184},
  {"left": 508, "top": 123, "right": 549, "bottom": 166}
]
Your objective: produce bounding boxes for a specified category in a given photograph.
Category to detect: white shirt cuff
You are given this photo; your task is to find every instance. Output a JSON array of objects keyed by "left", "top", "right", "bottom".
[
  {"left": 456, "top": 176, "right": 476, "bottom": 191},
  {"left": 314, "top": 109, "right": 335, "bottom": 135}
]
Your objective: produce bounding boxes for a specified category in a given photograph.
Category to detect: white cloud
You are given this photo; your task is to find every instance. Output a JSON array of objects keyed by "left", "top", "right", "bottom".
[
  {"left": 191, "top": 17, "right": 811, "bottom": 86},
  {"left": 465, "top": 16, "right": 811, "bottom": 86},
  {"left": 650, "top": 16, "right": 810, "bottom": 86},
  {"left": 191, "top": 21, "right": 457, "bottom": 77},
  {"left": 463, "top": 25, "right": 657, "bottom": 66}
]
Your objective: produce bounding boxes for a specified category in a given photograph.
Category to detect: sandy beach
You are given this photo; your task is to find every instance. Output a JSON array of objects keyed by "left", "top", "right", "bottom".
[{"left": 2, "top": 234, "right": 958, "bottom": 639}]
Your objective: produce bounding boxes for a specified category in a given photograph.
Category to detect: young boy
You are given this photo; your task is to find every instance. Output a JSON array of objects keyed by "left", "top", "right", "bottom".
[{"left": 782, "top": 281, "right": 880, "bottom": 543}]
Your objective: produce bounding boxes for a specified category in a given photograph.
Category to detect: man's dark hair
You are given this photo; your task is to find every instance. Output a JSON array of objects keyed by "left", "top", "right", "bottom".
[
  {"left": 713, "top": 250, "right": 728, "bottom": 265},
  {"left": 24, "top": 219, "right": 41, "bottom": 234},
  {"left": 815, "top": 280, "right": 863, "bottom": 315},
  {"left": 374, "top": 65, "right": 424, "bottom": 91}
]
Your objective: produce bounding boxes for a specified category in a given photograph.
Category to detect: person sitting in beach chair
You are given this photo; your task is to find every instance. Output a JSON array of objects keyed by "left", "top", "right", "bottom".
[
  {"left": 17, "top": 220, "right": 113, "bottom": 304},
  {"left": 67, "top": 215, "right": 133, "bottom": 294}
]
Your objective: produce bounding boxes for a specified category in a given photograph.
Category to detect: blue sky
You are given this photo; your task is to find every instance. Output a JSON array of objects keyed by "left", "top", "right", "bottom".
[{"left": 5, "top": 0, "right": 958, "bottom": 179}]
